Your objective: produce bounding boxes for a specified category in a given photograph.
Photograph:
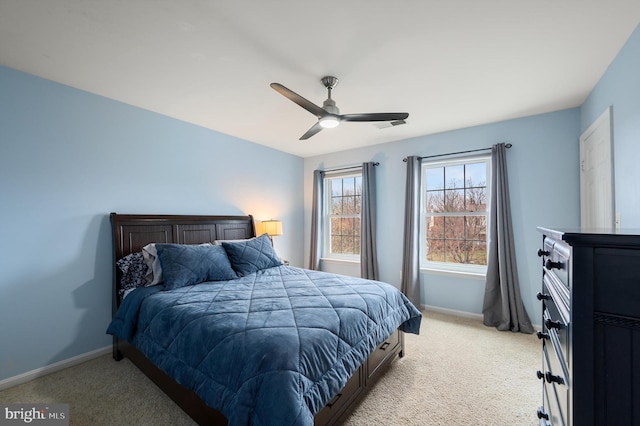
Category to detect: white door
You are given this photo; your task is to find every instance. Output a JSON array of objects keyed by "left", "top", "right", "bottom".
[{"left": 580, "top": 106, "right": 614, "bottom": 230}]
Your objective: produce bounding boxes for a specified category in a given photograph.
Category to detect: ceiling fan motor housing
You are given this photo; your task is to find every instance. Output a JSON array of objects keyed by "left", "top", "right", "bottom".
[{"left": 322, "top": 98, "right": 339, "bottom": 115}]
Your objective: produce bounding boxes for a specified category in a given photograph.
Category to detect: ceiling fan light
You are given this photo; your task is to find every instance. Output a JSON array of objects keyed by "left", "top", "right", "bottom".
[{"left": 319, "top": 116, "right": 340, "bottom": 129}]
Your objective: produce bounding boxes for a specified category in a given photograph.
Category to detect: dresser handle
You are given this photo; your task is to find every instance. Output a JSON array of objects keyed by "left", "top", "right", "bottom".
[
  {"left": 545, "top": 259, "right": 563, "bottom": 270},
  {"left": 536, "top": 331, "right": 549, "bottom": 340},
  {"left": 537, "top": 249, "right": 550, "bottom": 257},
  {"left": 537, "top": 407, "right": 550, "bottom": 420},
  {"left": 536, "top": 292, "right": 551, "bottom": 301},
  {"left": 379, "top": 342, "right": 390, "bottom": 351},
  {"left": 545, "top": 318, "right": 563, "bottom": 330},
  {"left": 545, "top": 371, "right": 565, "bottom": 385},
  {"left": 536, "top": 370, "right": 544, "bottom": 380}
]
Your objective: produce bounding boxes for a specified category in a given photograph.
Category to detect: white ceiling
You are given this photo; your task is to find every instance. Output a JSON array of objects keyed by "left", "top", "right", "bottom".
[{"left": 1, "top": 1, "right": 639, "bottom": 158}]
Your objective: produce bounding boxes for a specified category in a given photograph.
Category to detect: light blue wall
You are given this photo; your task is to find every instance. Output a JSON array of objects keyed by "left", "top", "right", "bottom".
[
  {"left": 304, "top": 108, "right": 581, "bottom": 322},
  {"left": 0, "top": 66, "right": 304, "bottom": 382},
  {"left": 580, "top": 23, "right": 640, "bottom": 227}
]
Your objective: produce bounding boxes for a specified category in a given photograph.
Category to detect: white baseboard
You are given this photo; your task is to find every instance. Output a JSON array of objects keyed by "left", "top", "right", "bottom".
[
  {"left": 423, "top": 304, "right": 542, "bottom": 331},
  {"left": 422, "top": 304, "right": 484, "bottom": 321},
  {"left": 0, "top": 345, "right": 111, "bottom": 392}
]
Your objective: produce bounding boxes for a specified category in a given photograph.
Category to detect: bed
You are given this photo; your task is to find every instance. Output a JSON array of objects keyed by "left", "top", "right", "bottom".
[{"left": 107, "top": 213, "right": 422, "bottom": 425}]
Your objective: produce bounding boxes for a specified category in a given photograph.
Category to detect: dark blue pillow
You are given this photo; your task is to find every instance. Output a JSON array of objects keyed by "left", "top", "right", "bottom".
[
  {"left": 222, "top": 233, "right": 283, "bottom": 276},
  {"left": 155, "top": 244, "right": 237, "bottom": 290}
]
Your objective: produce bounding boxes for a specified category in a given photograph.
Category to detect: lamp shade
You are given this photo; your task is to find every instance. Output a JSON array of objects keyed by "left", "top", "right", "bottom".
[{"left": 258, "top": 220, "right": 283, "bottom": 237}]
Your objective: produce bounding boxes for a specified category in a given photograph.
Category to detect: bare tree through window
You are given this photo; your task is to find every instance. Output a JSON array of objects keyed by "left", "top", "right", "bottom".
[
  {"left": 328, "top": 175, "right": 361, "bottom": 256},
  {"left": 424, "top": 160, "right": 488, "bottom": 266}
]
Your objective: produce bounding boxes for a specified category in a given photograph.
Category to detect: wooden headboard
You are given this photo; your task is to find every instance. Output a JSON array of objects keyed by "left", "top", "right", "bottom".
[{"left": 110, "top": 213, "right": 255, "bottom": 312}]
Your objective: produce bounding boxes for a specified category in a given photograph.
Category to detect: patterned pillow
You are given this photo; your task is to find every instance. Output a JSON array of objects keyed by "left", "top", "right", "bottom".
[
  {"left": 221, "top": 233, "right": 283, "bottom": 276},
  {"left": 116, "top": 252, "right": 148, "bottom": 298},
  {"left": 155, "top": 243, "right": 238, "bottom": 290}
]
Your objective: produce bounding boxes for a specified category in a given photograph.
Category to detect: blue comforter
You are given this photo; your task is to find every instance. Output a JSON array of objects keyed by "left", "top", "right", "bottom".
[{"left": 107, "top": 265, "right": 421, "bottom": 425}]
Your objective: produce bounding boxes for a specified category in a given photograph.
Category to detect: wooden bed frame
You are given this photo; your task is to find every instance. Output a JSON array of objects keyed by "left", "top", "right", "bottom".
[{"left": 110, "top": 213, "right": 405, "bottom": 425}]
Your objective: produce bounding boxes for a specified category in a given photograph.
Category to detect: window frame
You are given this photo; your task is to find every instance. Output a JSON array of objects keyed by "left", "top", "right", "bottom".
[
  {"left": 419, "top": 154, "right": 491, "bottom": 276},
  {"left": 322, "top": 170, "right": 362, "bottom": 262}
]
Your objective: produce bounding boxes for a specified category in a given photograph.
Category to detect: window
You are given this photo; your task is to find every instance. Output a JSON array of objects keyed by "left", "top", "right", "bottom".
[
  {"left": 421, "top": 155, "right": 490, "bottom": 274},
  {"left": 323, "top": 172, "right": 362, "bottom": 259}
]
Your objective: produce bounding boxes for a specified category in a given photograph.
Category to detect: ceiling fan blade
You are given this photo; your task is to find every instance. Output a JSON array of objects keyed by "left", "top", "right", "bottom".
[
  {"left": 270, "top": 83, "right": 327, "bottom": 118},
  {"left": 299, "top": 122, "right": 323, "bottom": 140},
  {"left": 340, "top": 112, "right": 409, "bottom": 122}
]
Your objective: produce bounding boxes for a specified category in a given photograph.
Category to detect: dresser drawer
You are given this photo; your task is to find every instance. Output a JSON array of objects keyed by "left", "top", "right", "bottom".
[
  {"left": 366, "top": 330, "right": 400, "bottom": 380},
  {"left": 543, "top": 307, "right": 570, "bottom": 387},
  {"left": 542, "top": 380, "right": 565, "bottom": 426},
  {"left": 542, "top": 272, "right": 570, "bottom": 325},
  {"left": 542, "top": 343, "right": 569, "bottom": 426},
  {"left": 543, "top": 237, "right": 571, "bottom": 291},
  {"left": 542, "top": 281, "right": 570, "bottom": 376}
]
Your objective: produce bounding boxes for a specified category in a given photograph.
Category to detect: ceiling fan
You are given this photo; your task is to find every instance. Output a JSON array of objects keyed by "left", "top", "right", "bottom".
[{"left": 270, "top": 76, "right": 409, "bottom": 140}]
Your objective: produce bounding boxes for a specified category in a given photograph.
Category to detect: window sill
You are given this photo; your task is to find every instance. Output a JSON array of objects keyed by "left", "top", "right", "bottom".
[
  {"left": 420, "top": 266, "right": 486, "bottom": 280},
  {"left": 320, "top": 257, "right": 360, "bottom": 265}
]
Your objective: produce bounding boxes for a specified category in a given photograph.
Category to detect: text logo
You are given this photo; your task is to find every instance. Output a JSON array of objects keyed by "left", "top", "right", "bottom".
[{"left": 1, "top": 404, "right": 68, "bottom": 426}]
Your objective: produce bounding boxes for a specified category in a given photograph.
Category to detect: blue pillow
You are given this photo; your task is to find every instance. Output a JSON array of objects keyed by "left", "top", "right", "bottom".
[
  {"left": 155, "top": 244, "right": 237, "bottom": 290},
  {"left": 222, "top": 233, "right": 283, "bottom": 276}
]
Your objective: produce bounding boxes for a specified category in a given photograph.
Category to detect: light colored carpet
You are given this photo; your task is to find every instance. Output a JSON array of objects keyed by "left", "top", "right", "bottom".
[
  {"left": 341, "top": 311, "right": 540, "bottom": 426},
  {"left": 0, "top": 311, "right": 540, "bottom": 425}
]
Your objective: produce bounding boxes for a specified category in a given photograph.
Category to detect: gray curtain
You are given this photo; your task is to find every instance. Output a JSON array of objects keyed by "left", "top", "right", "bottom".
[
  {"left": 309, "top": 170, "right": 325, "bottom": 270},
  {"left": 361, "top": 162, "right": 378, "bottom": 280},
  {"left": 482, "top": 143, "right": 533, "bottom": 333},
  {"left": 401, "top": 156, "right": 421, "bottom": 308}
]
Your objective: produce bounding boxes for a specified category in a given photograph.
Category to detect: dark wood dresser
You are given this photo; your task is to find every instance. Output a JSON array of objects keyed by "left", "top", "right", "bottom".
[{"left": 535, "top": 228, "right": 640, "bottom": 425}]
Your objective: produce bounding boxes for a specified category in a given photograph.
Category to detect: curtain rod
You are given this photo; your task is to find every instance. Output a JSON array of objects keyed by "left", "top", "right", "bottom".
[
  {"left": 403, "top": 143, "right": 512, "bottom": 162},
  {"left": 324, "top": 162, "right": 379, "bottom": 173}
]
